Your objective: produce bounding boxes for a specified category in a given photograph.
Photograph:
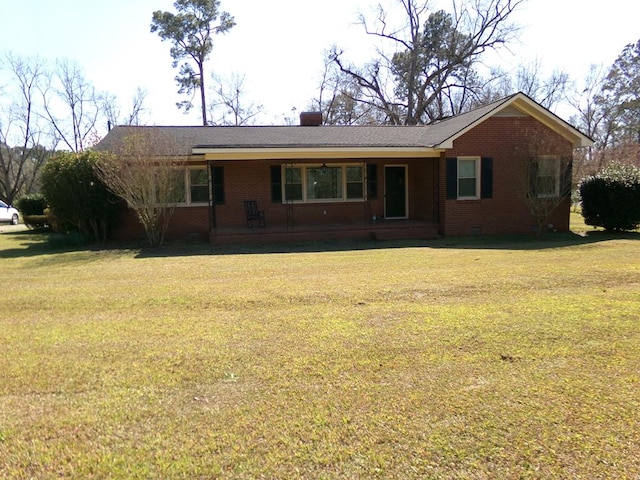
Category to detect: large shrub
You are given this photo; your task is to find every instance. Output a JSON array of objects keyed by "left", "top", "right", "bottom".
[
  {"left": 16, "top": 194, "right": 49, "bottom": 229},
  {"left": 40, "top": 151, "right": 123, "bottom": 242},
  {"left": 579, "top": 163, "right": 640, "bottom": 231}
]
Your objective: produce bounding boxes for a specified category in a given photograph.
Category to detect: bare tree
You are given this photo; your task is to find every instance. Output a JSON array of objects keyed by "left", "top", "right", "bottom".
[
  {"left": 0, "top": 53, "right": 53, "bottom": 203},
  {"left": 103, "top": 87, "right": 149, "bottom": 129},
  {"left": 464, "top": 60, "right": 570, "bottom": 114},
  {"left": 281, "top": 107, "right": 298, "bottom": 126},
  {"left": 569, "top": 66, "right": 610, "bottom": 143},
  {"left": 310, "top": 51, "right": 386, "bottom": 125},
  {"left": 208, "top": 73, "right": 263, "bottom": 125},
  {"left": 513, "top": 60, "right": 569, "bottom": 110},
  {"left": 41, "top": 60, "right": 102, "bottom": 152},
  {"left": 331, "top": 0, "right": 524, "bottom": 125},
  {"left": 95, "top": 128, "right": 186, "bottom": 246},
  {"left": 513, "top": 124, "right": 573, "bottom": 236},
  {"left": 567, "top": 65, "right": 616, "bottom": 180}
]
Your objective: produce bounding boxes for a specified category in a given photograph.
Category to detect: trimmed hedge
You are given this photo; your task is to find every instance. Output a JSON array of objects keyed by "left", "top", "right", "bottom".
[
  {"left": 22, "top": 215, "right": 48, "bottom": 230},
  {"left": 15, "top": 194, "right": 47, "bottom": 216},
  {"left": 16, "top": 194, "right": 49, "bottom": 230},
  {"left": 579, "top": 163, "right": 640, "bottom": 231}
]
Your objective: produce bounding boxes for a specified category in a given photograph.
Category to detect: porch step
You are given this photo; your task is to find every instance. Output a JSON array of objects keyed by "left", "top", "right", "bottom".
[
  {"left": 210, "top": 222, "right": 439, "bottom": 245},
  {"left": 371, "top": 224, "right": 440, "bottom": 241}
]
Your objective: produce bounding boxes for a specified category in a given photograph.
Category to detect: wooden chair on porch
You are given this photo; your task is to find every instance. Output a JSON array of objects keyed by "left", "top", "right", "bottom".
[{"left": 244, "top": 200, "right": 266, "bottom": 228}]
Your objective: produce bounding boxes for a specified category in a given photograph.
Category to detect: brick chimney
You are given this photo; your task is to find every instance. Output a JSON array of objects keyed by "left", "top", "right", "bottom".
[{"left": 299, "top": 111, "right": 323, "bottom": 126}]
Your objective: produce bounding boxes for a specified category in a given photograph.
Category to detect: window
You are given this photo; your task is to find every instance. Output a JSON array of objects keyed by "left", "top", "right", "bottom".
[
  {"left": 282, "top": 164, "right": 364, "bottom": 203},
  {"left": 446, "top": 157, "right": 492, "bottom": 200},
  {"left": 164, "top": 170, "right": 187, "bottom": 204},
  {"left": 534, "top": 157, "right": 560, "bottom": 197},
  {"left": 285, "top": 166, "right": 303, "bottom": 201},
  {"left": 346, "top": 166, "right": 364, "bottom": 199},
  {"left": 457, "top": 157, "right": 480, "bottom": 199},
  {"left": 307, "top": 166, "right": 342, "bottom": 200},
  {"left": 156, "top": 166, "right": 221, "bottom": 206},
  {"left": 189, "top": 168, "right": 209, "bottom": 203}
]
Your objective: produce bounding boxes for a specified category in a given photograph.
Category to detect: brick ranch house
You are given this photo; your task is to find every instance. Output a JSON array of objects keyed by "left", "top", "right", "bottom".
[{"left": 95, "top": 92, "right": 593, "bottom": 244}]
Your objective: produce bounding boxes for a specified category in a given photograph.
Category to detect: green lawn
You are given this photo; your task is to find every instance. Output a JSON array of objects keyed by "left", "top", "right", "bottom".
[{"left": 1, "top": 217, "right": 639, "bottom": 479}]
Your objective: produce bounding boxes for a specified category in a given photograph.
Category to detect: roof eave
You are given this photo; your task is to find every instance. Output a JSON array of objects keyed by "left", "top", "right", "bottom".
[
  {"left": 509, "top": 95, "right": 595, "bottom": 148},
  {"left": 193, "top": 146, "right": 444, "bottom": 160},
  {"left": 435, "top": 92, "right": 594, "bottom": 149}
]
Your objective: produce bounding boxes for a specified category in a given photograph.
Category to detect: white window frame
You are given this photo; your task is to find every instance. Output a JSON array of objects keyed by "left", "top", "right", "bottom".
[
  {"left": 457, "top": 156, "right": 481, "bottom": 200},
  {"left": 164, "top": 167, "right": 210, "bottom": 207},
  {"left": 535, "top": 156, "right": 561, "bottom": 198},
  {"left": 282, "top": 163, "right": 365, "bottom": 203},
  {"left": 187, "top": 166, "right": 209, "bottom": 205}
]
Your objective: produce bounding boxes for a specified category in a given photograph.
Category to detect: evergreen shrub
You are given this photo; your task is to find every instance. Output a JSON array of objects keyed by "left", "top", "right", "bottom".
[{"left": 579, "top": 163, "right": 640, "bottom": 231}]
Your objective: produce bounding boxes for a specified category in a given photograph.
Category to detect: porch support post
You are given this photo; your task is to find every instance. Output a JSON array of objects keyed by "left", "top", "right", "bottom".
[
  {"left": 364, "top": 164, "right": 371, "bottom": 225},
  {"left": 436, "top": 151, "right": 445, "bottom": 231},
  {"left": 285, "top": 162, "right": 294, "bottom": 231},
  {"left": 208, "top": 159, "right": 217, "bottom": 234}
]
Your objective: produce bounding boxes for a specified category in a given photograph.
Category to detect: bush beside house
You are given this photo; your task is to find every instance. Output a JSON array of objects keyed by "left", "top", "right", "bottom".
[
  {"left": 579, "top": 163, "right": 640, "bottom": 231},
  {"left": 40, "top": 151, "right": 124, "bottom": 243}
]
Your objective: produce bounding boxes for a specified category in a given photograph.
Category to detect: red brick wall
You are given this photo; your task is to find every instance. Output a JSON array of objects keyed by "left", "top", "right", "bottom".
[
  {"left": 211, "top": 161, "right": 371, "bottom": 227},
  {"left": 213, "top": 161, "right": 271, "bottom": 227},
  {"left": 111, "top": 116, "right": 573, "bottom": 242},
  {"left": 109, "top": 156, "right": 443, "bottom": 242},
  {"left": 409, "top": 160, "right": 436, "bottom": 222},
  {"left": 111, "top": 206, "right": 211, "bottom": 242},
  {"left": 211, "top": 159, "right": 430, "bottom": 228},
  {"left": 440, "top": 116, "right": 573, "bottom": 236}
]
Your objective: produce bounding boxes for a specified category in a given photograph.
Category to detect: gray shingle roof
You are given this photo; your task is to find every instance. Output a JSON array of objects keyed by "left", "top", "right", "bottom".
[
  {"left": 96, "top": 124, "right": 448, "bottom": 155},
  {"left": 95, "top": 93, "right": 592, "bottom": 154}
]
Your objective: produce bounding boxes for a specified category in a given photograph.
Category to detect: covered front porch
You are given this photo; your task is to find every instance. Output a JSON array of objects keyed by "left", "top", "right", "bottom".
[{"left": 204, "top": 151, "right": 443, "bottom": 246}]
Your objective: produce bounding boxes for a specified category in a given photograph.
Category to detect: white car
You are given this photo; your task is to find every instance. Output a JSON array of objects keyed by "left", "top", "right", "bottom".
[{"left": 0, "top": 200, "right": 19, "bottom": 225}]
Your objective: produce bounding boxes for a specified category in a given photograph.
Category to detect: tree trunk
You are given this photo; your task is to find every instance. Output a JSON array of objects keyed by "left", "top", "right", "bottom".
[{"left": 199, "top": 61, "right": 207, "bottom": 126}]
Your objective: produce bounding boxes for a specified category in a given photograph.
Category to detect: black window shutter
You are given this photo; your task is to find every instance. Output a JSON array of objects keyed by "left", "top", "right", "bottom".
[
  {"left": 212, "top": 166, "right": 225, "bottom": 205},
  {"left": 446, "top": 158, "right": 457, "bottom": 199},
  {"left": 560, "top": 158, "right": 572, "bottom": 197},
  {"left": 528, "top": 160, "right": 538, "bottom": 198},
  {"left": 481, "top": 157, "right": 493, "bottom": 199},
  {"left": 367, "top": 164, "right": 378, "bottom": 199},
  {"left": 271, "top": 165, "right": 282, "bottom": 203}
]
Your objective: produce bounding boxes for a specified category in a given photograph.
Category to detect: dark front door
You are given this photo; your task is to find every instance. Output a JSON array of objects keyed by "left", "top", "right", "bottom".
[{"left": 384, "top": 166, "right": 407, "bottom": 218}]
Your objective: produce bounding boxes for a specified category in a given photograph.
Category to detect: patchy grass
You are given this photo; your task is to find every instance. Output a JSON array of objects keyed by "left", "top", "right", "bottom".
[{"left": 1, "top": 224, "right": 639, "bottom": 479}]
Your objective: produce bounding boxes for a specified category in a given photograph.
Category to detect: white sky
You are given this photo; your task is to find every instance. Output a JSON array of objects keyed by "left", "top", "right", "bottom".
[{"left": 1, "top": 0, "right": 638, "bottom": 127}]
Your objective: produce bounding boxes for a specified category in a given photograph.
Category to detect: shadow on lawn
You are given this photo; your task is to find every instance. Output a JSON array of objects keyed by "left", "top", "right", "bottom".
[
  {"left": 2, "top": 227, "right": 639, "bottom": 259},
  {"left": 0, "top": 229, "right": 50, "bottom": 259},
  {"left": 427, "top": 230, "right": 640, "bottom": 251},
  {"left": 134, "top": 230, "right": 640, "bottom": 258},
  {"left": 0, "top": 229, "right": 100, "bottom": 259}
]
